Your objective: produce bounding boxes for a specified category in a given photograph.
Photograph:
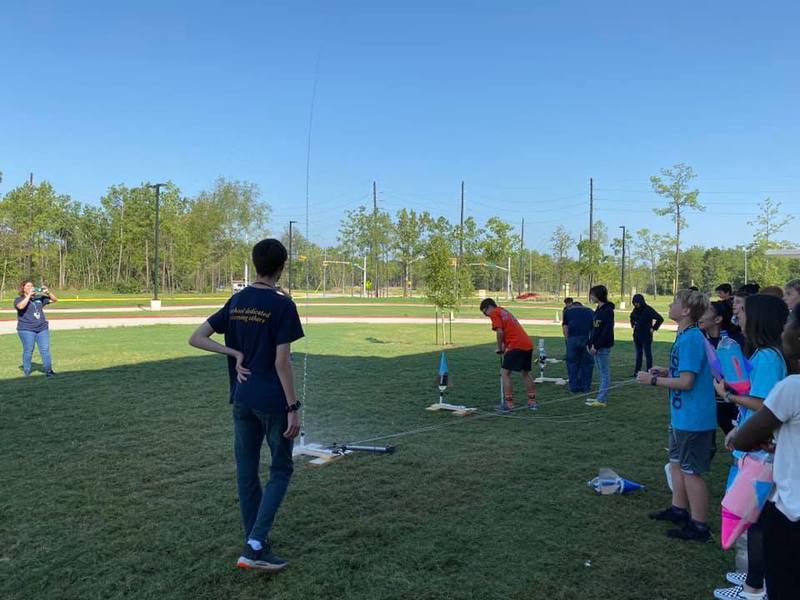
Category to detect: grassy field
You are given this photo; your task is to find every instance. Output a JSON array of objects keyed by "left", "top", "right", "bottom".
[
  {"left": 0, "top": 321, "right": 732, "bottom": 600},
  {"left": 1, "top": 292, "right": 676, "bottom": 322}
]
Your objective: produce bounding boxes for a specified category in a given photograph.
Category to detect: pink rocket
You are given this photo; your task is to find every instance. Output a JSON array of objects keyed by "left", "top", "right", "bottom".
[{"left": 720, "top": 454, "right": 774, "bottom": 550}]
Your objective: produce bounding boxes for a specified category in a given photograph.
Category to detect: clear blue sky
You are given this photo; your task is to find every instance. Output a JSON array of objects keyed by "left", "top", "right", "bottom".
[{"left": 2, "top": 0, "right": 799, "bottom": 251}]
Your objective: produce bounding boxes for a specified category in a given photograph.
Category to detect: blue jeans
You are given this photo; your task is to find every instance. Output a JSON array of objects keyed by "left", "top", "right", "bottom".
[
  {"left": 594, "top": 347, "right": 611, "bottom": 403},
  {"left": 18, "top": 329, "right": 52, "bottom": 375},
  {"left": 233, "top": 403, "right": 294, "bottom": 544},
  {"left": 566, "top": 336, "right": 593, "bottom": 392}
]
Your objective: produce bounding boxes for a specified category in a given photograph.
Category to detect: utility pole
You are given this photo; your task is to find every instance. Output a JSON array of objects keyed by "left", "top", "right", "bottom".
[
  {"left": 456, "top": 180, "right": 465, "bottom": 304},
  {"left": 148, "top": 183, "right": 167, "bottom": 308},
  {"left": 619, "top": 225, "right": 627, "bottom": 306},
  {"left": 588, "top": 177, "right": 594, "bottom": 295},
  {"left": 520, "top": 217, "right": 525, "bottom": 293},
  {"left": 289, "top": 220, "right": 298, "bottom": 293},
  {"left": 372, "top": 180, "right": 378, "bottom": 298}
]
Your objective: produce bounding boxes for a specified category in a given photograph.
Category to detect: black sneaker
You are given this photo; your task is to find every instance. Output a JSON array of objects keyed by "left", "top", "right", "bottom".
[
  {"left": 648, "top": 507, "right": 690, "bottom": 524},
  {"left": 236, "top": 543, "right": 288, "bottom": 572},
  {"left": 46, "top": 370, "right": 56, "bottom": 378},
  {"left": 666, "top": 521, "right": 711, "bottom": 542}
]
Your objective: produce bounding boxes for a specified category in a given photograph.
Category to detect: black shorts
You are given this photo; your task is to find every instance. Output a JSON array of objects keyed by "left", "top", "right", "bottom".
[{"left": 502, "top": 349, "right": 533, "bottom": 372}]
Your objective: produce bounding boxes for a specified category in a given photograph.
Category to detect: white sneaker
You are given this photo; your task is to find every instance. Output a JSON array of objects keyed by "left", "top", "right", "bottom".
[
  {"left": 713, "top": 586, "right": 766, "bottom": 600},
  {"left": 725, "top": 572, "right": 746, "bottom": 586}
]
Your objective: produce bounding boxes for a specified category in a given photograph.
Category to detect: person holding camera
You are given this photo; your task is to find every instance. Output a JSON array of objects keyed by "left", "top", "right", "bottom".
[{"left": 14, "top": 280, "right": 57, "bottom": 377}]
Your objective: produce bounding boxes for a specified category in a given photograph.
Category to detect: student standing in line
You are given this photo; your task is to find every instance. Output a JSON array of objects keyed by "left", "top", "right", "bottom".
[
  {"left": 732, "top": 304, "right": 800, "bottom": 600},
  {"left": 563, "top": 301, "right": 595, "bottom": 393},
  {"left": 629, "top": 293, "right": 664, "bottom": 377},
  {"left": 586, "top": 285, "right": 615, "bottom": 408},
  {"left": 636, "top": 289, "right": 716, "bottom": 542},
  {"left": 712, "top": 295, "right": 789, "bottom": 600},
  {"left": 699, "top": 300, "right": 745, "bottom": 436}
]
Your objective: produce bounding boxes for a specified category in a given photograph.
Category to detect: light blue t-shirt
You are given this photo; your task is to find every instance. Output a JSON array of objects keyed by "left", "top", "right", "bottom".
[
  {"left": 669, "top": 326, "right": 716, "bottom": 431},
  {"left": 733, "top": 347, "right": 787, "bottom": 459}
]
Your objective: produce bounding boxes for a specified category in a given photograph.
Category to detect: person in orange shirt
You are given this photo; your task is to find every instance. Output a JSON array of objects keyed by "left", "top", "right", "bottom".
[{"left": 480, "top": 298, "right": 538, "bottom": 412}]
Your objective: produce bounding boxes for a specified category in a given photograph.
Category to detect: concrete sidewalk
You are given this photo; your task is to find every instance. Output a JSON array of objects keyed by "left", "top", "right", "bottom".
[{"left": 0, "top": 315, "right": 678, "bottom": 335}]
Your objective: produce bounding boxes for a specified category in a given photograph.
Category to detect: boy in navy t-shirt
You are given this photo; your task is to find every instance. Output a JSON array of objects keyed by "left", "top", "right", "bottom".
[
  {"left": 190, "top": 239, "right": 303, "bottom": 572},
  {"left": 636, "top": 289, "right": 716, "bottom": 541}
]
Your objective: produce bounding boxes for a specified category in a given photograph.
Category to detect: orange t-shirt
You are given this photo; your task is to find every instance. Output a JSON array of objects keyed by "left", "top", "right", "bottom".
[{"left": 490, "top": 307, "right": 533, "bottom": 351}]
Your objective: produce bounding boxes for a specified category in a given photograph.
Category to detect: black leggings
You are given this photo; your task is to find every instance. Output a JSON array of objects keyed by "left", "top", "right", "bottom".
[
  {"left": 745, "top": 520, "right": 765, "bottom": 589},
  {"left": 633, "top": 338, "right": 653, "bottom": 373},
  {"left": 763, "top": 501, "right": 800, "bottom": 599}
]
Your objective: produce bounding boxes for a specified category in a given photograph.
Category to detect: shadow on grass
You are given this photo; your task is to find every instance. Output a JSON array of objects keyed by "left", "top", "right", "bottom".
[{"left": 1, "top": 337, "right": 731, "bottom": 600}]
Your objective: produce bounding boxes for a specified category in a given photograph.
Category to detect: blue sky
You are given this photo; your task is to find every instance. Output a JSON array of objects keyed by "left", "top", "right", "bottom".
[{"left": 1, "top": 1, "right": 799, "bottom": 251}]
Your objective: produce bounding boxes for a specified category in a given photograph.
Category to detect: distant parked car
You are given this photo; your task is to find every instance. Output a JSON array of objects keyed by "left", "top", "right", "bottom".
[{"left": 516, "top": 292, "right": 540, "bottom": 300}]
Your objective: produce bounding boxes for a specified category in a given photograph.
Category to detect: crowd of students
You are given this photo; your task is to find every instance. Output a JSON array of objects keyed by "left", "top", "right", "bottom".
[
  {"left": 629, "top": 281, "right": 799, "bottom": 600},
  {"left": 187, "top": 237, "right": 800, "bottom": 596}
]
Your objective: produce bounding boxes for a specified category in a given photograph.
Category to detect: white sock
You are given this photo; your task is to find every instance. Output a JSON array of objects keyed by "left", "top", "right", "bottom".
[{"left": 247, "top": 538, "right": 263, "bottom": 551}]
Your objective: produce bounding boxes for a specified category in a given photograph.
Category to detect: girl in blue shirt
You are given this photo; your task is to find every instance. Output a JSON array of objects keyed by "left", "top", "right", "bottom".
[{"left": 713, "top": 294, "right": 789, "bottom": 600}]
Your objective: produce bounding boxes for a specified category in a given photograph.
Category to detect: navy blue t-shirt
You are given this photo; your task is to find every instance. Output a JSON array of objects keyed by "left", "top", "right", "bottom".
[
  {"left": 15, "top": 296, "right": 50, "bottom": 332},
  {"left": 207, "top": 286, "right": 304, "bottom": 412},
  {"left": 563, "top": 305, "right": 593, "bottom": 338}
]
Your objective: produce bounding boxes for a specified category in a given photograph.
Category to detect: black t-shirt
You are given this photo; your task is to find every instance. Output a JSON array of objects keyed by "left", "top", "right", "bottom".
[
  {"left": 15, "top": 295, "right": 50, "bottom": 332},
  {"left": 563, "top": 305, "right": 594, "bottom": 338},
  {"left": 207, "top": 286, "right": 304, "bottom": 412}
]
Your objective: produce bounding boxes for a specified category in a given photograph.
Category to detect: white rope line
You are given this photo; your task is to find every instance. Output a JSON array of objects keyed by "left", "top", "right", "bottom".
[{"left": 345, "top": 378, "right": 642, "bottom": 446}]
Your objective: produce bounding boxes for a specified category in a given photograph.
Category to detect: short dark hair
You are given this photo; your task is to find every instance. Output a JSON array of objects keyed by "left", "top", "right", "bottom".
[
  {"left": 479, "top": 298, "right": 497, "bottom": 313},
  {"left": 564, "top": 297, "right": 574, "bottom": 305},
  {"left": 252, "top": 239, "right": 288, "bottom": 277},
  {"left": 710, "top": 300, "right": 734, "bottom": 331},
  {"left": 688, "top": 286, "right": 699, "bottom": 292},
  {"left": 744, "top": 294, "right": 789, "bottom": 360},
  {"left": 589, "top": 285, "right": 608, "bottom": 303},
  {"left": 738, "top": 283, "right": 760, "bottom": 295},
  {"left": 715, "top": 283, "right": 733, "bottom": 295}
]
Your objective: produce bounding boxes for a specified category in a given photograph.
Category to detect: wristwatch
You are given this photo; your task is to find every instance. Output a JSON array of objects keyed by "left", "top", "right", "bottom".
[
  {"left": 724, "top": 391, "right": 734, "bottom": 403},
  {"left": 650, "top": 375, "right": 658, "bottom": 386},
  {"left": 286, "top": 402, "right": 302, "bottom": 412}
]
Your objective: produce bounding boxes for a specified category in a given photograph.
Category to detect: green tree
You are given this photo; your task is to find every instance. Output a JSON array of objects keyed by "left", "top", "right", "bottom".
[
  {"left": 550, "top": 225, "right": 575, "bottom": 296},
  {"left": 650, "top": 163, "right": 704, "bottom": 293}
]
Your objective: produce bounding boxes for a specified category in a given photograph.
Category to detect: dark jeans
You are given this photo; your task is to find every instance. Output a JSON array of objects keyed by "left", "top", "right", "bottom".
[
  {"left": 633, "top": 336, "right": 653, "bottom": 374},
  {"left": 566, "top": 336, "right": 593, "bottom": 392},
  {"left": 763, "top": 501, "right": 800, "bottom": 599},
  {"left": 233, "top": 403, "right": 294, "bottom": 544}
]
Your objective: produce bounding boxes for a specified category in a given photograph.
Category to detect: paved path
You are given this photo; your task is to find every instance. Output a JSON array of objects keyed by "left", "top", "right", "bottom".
[{"left": 0, "top": 315, "right": 678, "bottom": 335}]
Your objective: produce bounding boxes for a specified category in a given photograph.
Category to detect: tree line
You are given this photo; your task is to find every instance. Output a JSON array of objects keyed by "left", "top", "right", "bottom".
[{"left": 0, "top": 164, "right": 796, "bottom": 300}]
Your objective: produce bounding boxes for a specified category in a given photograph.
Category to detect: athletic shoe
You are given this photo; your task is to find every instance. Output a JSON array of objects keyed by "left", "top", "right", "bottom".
[
  {"left": 527, "top": 401, "right": 539, "bottom": 411},
  {"left": 46, "top": 370, "right": 56, "bottom": 378},
  {"left": 726, "top": 572, "right": 746, "bottom": 586},
  {"left": 666, "top": 521, "right": 711, "bottom": 542},
  {"left": 713, "top": 585, "right": 766, "bottom": 600},
  {"left": 585, "top": 400, "right": 607, "bottom": 408},
  {"left": 236, "top": 543, "right": 288, "bottom": 572},
  {"left": 648, "top": 506, "right": 690, "bottom": 524},
  {"left": 496, "top": 401, "right": 514, "bottom": 413}
]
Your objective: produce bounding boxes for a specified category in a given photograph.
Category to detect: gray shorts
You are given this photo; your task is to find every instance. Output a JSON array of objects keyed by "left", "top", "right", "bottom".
[{"left": 668, "top": 427, "right": 715, "bottom": 475}]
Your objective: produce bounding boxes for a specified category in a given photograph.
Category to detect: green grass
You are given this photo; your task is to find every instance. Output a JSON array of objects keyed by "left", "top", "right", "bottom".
[{"left": 0, "top": 323, "right": 729, "bottom": 600}]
